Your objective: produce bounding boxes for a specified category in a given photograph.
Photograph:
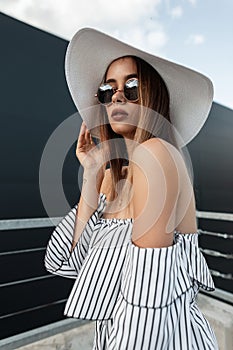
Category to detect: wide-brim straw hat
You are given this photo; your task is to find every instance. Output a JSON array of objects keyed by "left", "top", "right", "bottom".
[{"left": 65, "top": 27, "right": 214, "bottom": 147}]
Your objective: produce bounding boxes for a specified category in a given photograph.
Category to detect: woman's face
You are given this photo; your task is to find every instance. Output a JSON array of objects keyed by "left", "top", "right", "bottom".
[{"left": 105, "top": 57, "right": 140, "bottom": 139}]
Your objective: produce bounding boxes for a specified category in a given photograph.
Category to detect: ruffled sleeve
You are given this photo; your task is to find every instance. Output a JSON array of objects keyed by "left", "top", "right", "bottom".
[
  {"left": 44, "top": 193, "right": 107, "bottom": 278},
  {"left": 121, "top": 231, "right": 215, "bottom": 309},
  {"left": 177, "top": 231, "right": 215, "bottom": 291}
]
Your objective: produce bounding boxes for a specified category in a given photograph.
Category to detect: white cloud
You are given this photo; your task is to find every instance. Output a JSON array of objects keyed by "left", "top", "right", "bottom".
[
  {"left": 0, "top": 0, "right": 168, "bottom": 55},
  {"left": 187, "top": 0, "right": 197, "bottom": 6},
  {"left": 185, "top": 34, "right": 205, "bottom": 45},
  {"left": 147, "top": 29, "right": 168, "bottom": 48},
  {"left": 170, "top": 6, "right": 183, "bottom": 19}
]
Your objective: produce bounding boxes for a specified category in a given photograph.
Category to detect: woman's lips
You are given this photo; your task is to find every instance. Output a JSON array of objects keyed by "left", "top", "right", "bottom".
[{"left": 111, "top": 108, "right": 128, "bottom": 121}]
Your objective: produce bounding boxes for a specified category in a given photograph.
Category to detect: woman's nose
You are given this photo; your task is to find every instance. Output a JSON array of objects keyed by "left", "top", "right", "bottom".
[{"left": 112, "top": 89, "right": 126, "bottom": 104}]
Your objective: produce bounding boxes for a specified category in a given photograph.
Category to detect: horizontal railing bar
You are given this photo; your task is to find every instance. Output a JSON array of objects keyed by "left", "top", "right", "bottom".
[
  {"left": 196, "top": 210, "right": 233, "bottom": 221},
  {"left": 0, "top": 299, "right": 66, "bottom": 320},
  {"left": 200, "top": 248, "right": 233, "bottom": 259},
  {"left": 0, "top": 217, "right": 62, "bottom": 231},
  {"left": 0, "top": 247, "right": 46, "bottom": 257},
  {"left": 210, "top": 269, "right": 233, "bottom": 280},
  {"left": 0, "top": 274, "right": 54, "bottom": 288},
  {"left": 0, "top": 210, "right": 232, "bottom": 231},
  {"left": 0, "top": 318, "right": 89, "bottom": 350},
  {"left": 200, "top": 287, "right": 233, "bottom": 305},
  {"left": 199, "top": 229, "right": 233, "bottom": 239}
]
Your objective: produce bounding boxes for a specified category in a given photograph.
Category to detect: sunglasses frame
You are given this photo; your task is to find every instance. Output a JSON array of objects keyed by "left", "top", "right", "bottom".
[{"left": 95, "top": 77, "right": 139, "bottom": 106}]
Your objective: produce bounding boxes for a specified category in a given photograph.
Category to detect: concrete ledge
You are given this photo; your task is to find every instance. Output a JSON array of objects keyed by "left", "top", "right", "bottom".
[
  {"left": 197, "top": 294, "right": 233, "bottom": 350},
  {"left": 0, "top": 319, "right": 92, "bottom": 350},
  {"left": 16, "top": 322, "right": 95, "bottom": 350}
]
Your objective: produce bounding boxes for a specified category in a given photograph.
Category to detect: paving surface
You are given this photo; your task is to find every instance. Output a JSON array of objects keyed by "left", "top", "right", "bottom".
[{"left": 17, "top": 322, "right": 95, "bottom": 350}]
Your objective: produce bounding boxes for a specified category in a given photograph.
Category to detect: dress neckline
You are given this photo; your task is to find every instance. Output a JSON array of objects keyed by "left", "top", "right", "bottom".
[
  {"left": 98, "top": 192, "right": 199, "bottom": 235},
  {"left": 99, "top": 192, "right": 133, "bottom": 223},
  {"left": 99, "top": 217, "right": 134, "bottom": 224}
]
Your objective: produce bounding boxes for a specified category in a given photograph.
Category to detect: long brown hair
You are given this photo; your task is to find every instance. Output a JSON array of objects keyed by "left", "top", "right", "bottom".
[{"left": 95, "top": 56, "right": 178, "bottom": 215}]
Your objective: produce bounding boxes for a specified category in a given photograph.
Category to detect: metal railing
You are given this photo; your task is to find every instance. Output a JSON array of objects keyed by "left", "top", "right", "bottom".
[
  {"left": 196, "top": 210, "right": 233, "bottom": 282},
  {"left": 0, "top": 209, "right": 232, "bottom": 329},
  {"left": 0, "top": 318, "right": 89, "bottom": 350}
]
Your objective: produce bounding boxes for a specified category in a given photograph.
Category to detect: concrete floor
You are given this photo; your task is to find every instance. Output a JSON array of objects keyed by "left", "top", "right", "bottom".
[{"left": 17, "top": 322, "right": 95, "bottom": 350}]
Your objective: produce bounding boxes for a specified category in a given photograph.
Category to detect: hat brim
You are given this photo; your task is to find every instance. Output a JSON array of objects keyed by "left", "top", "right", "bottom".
[{"left": 65, "top": 28, "right": 213, "bottom": 146}]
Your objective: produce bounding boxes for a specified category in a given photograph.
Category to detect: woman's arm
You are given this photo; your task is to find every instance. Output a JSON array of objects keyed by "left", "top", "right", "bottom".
[
  {"left": 71, "top": 167, "right": 104, "bottom": 250},
  {"left": 44, "top": 187, "right": 106, "bottom": 278},
  {"left": 71, "top": 121, "right": 107, "bottom": 247},
  {"left": 44, "top": 122, "right": 106, "bottom": 277}
]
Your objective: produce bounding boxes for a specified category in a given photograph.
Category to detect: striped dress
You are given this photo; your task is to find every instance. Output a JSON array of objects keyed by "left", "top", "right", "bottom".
[{"left": 44, "top": 192, "right": 219, "bottom": 349}]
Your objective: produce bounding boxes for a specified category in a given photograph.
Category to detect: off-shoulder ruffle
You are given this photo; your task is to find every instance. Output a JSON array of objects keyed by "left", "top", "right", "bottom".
[
  {"left": 62, "top": 192, "right": 215, "bottom": 319},
  {"left": 44, "top": 192, "right": 107, "bottom": 277},
  {"left": 121, "top": 231, "right": 215, "bottom": 309},
  {"left": 97, "top": 192, "right": 215, "bottom": 305}
]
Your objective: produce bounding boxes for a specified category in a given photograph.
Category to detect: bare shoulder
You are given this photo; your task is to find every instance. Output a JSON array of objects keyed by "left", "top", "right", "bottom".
[
  {"left": 132, "top": 137, "right": 183, "bottom": 176},
  {"left": 140, "top": 137, "right": 182, "bottom": 159}
]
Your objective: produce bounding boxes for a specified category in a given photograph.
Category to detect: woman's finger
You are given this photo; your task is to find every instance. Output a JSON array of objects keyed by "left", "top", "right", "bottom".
[
  {"left": 85, "top": 128, "right": 92, "bottom": 144},
  {"left": 77, "top": 123, "right": 86, "bottom": 146}
]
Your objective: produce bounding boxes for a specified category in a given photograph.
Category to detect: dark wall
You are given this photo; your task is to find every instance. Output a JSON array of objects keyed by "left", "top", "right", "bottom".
[
  {"left": 0, "top": 12, "right": 80, "bottom": 220},
  {"left": 187, "top": 103, "right": 233, "bottom": 294},
  {"left": 0, "top": 12, "right": 80, "bottom": 340},
  {"left": 189, "top": 102, "right": 233, "bottom": 212}
]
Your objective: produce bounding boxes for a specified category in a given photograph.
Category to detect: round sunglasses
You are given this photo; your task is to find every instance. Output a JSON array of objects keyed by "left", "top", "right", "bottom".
[{"left": 95, "top": 78, "right": 139, "bottom": 105}]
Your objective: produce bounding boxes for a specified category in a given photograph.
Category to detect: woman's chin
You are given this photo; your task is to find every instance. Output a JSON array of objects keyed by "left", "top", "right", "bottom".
[{"left": 110, "top": 124, "right": 136, "bottom": 137}]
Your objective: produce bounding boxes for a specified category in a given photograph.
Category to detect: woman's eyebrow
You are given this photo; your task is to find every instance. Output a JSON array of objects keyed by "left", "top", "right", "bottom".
[{"left": 105, "top": 73, "right": 138, "bottom": 84}]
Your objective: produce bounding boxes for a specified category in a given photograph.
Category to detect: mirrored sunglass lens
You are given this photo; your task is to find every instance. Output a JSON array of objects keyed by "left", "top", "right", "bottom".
[
  {"left": 98, "top": 84, "right": 114, "bottom": 104},
  {"left": 124, "top": 79, "right": 139, "bottom": 101}
]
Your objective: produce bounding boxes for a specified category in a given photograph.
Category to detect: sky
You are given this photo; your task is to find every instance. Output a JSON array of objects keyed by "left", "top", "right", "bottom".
[{"left": 0, "top": 0, "right": 232, "bottom": 109}]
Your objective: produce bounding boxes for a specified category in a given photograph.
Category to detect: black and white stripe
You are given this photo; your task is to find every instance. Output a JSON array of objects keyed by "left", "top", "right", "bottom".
[
  {"left": 45, "top": 192, "right": 219, "bottom": 349},
  {"left": 44, "top": 193, "right": 107, "bottom": 278}
]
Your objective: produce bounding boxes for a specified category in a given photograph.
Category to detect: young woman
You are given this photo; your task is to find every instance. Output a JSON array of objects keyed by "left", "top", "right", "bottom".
[{"left": 45, "top": 28, "right": 219, "bottom": 349}]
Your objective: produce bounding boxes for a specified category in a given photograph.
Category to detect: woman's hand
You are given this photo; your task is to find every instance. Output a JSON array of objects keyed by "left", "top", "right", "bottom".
[
  {"left": 76, "top": 122, "right": 108, "bottom": 179},
  {"left": 76, "top": 122, "right": 95, "bottom": 168}
]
